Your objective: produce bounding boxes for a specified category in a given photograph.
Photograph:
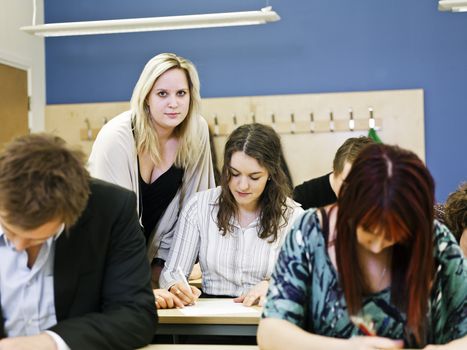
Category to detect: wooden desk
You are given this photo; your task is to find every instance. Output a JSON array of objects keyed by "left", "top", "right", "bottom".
[
  {"left": 156, "top": 298, "right": 261, "bottom": 338},
  {"left": 138, "top": 345, "right": 259, "bottom": 350}
]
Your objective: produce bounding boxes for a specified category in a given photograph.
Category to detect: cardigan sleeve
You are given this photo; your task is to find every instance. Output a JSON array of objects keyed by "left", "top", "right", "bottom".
[{"left": 88, "top": 111, "right": 138, "bottom": 194}]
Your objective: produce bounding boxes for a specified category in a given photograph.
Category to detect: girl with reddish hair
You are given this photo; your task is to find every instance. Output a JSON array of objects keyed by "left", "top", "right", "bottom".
[{"left": 258, "top": 144, "right": 466, "bottom": 349}]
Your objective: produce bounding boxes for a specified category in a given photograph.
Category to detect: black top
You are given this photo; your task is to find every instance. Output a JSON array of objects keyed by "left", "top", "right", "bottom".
[
  {"left": 139, "top": 164, "right": 184, "bottom": 242},
  {"left": 293, "top": 172, "right": 337, "bottom": 210}
]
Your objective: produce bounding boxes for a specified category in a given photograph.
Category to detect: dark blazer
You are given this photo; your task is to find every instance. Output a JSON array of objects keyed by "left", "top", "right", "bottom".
[
  {"left": 293, "top": 173, "right": 337, "bottom": 210},
  {"left": 1, "top": 179, "right": 157, "bottom": 349}
]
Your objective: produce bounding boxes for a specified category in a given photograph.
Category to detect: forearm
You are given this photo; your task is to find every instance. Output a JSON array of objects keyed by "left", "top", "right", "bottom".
[
  {"left": 443, "top": 335, "right": 467, "bottom": 349},
  {"left": 50, "top": 303, "right": 155, "bottom": 350},
  {"left": 159, "top": 205, "right": 200, "bottom": 289},
  {"left": 258, "top": 318, "right": 347, "bottom": 350}
]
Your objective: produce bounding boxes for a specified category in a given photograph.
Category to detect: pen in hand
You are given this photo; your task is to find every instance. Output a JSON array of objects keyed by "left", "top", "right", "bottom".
[
  {"left": 176, "top": 266, "right": 196, "bottom": 304},
  {"left": 350, "top": 315, "right": 376, "bottom": 336},
  {"left": 350, "top": 315, "right": 404, "bottom": 349}
]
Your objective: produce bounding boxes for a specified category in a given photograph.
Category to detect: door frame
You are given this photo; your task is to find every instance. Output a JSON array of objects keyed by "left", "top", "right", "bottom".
[{"left": 0, "top": 50, "right": 32, "bottom": 130}]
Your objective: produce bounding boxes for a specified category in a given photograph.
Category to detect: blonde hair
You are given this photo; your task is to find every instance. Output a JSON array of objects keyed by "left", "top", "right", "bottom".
[{"left": 130, "top": 53, "right": 202, "bottom": 168}]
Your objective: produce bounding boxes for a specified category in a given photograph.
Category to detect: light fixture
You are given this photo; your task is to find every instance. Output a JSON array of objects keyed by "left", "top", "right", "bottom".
[
  {"left": 20, "top": 6, "right": 280, "bottom": 37},
  {"left": 438, "top": 0, "right": 467, "bottom": 12}
]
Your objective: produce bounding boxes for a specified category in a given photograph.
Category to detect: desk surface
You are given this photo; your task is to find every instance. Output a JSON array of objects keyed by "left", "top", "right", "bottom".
[
  {"left": 139, "top": 346, "right": 258, "bottom": 350},
  {"left": 157, "top": 298, "right": 261, "bottom": 325}
]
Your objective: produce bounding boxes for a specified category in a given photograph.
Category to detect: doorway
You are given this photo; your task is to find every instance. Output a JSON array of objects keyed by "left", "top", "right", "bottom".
[{"left": 0, "top": 62, "right": 29, "bottom": 150}]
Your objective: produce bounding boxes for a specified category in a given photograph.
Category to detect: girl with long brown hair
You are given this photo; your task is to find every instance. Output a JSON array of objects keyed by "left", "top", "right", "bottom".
[{"left": 159, "top": 123, "right": 303, "bottom": 307}]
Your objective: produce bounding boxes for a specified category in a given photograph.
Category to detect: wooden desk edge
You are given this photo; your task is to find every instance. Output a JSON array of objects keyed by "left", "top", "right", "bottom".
[{"left": 157, "top": 298, "right": 261, "bottom": 325}]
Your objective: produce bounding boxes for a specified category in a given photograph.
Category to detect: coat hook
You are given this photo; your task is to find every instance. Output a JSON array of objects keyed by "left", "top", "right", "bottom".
[
  {"left": 290, "top": 113, "right": 296, "bottom": 134},
  {"left": 329, "top": 111, "right": 335, "bottom": 132},
  {"left": 348, "top": 108, "right": 355, "bottom": 131},
  {"left": 103, "top": 117, "right": 108, "bottom": 125},
  {"left": 368, "top": 107, "right": 375, "bottom": 129},
  {"left": 251, "top": 113, "right": 256, "bottom": 123},
  {"left": 309, "top": 112, "right": 315, "bottom": 133},
  {"left": 214, "top": 115, "right": 219, "bottom": 136},
  {"left": 271, "top": 113, "right": 276, "bottom": 131},
  {"left": 232, "top": 114, "right": 237, "bottom": 127},
  {"left": 84, "top": 118, "right": 92, "bottom": 140}
]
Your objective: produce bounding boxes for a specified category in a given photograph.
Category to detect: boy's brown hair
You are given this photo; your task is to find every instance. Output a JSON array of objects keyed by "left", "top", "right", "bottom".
[
  {"left": 0, "top": 133, "right": 90, "bottom": 229},
  {"left": 445, "top": 182, "right": 467, "bottom": 241},
  {"left": 333, "top": 136, "right": 375, "bottom": 175}
]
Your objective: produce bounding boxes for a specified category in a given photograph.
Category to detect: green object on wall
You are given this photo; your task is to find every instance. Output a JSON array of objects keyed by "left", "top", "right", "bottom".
[{"left": 368, "top": 128, "right": 382, "bottom": 143}]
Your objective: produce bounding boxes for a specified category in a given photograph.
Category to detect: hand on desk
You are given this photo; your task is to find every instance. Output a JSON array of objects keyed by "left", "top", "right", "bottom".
[
  {"left": 234, "top": 280, "right": 269, "bottom": 306},
  {"left": 348, "top": 336, "right": 403, "bottom": 349},
  {"left": 154, "top": 288, "right": 184, "bottom": 309},
  {"left": 0, "top": 333, "right": 56, "bottom": 350},
  {"left": 169, "top": 283, "right": 201, "bottom": 307},
  {"left": 423, "top": 336, "right": 467, "bottom": 350}
]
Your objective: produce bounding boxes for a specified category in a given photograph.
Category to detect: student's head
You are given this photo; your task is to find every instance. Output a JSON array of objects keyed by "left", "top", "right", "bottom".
[
  {"left": 335, "top": 143, "right": 434, "bottom": 345},
  {"left": 444, "top": 182, "right": 467, "bottom": 253},
  {"left": 217, "top": 123, "right": 291, "bottom": 242},
  {"left": 0, "top": 134, "right": 90, "bottom": 250},
  {"left": 131, "top": 53, "right": 202, "bottom": 167},
  {"left": 330, "top": 136, "right": 374, "bottom": 196}
]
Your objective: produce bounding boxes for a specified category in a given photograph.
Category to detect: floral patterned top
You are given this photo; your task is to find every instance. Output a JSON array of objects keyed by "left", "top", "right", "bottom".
[{"left": 263, "top": 209, "right": 467, "bottom": 347}]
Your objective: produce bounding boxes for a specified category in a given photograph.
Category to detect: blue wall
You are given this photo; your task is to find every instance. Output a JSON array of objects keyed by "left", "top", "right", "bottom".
[{"left": 45, "top": 0, "right": 467, "bottom": 202}]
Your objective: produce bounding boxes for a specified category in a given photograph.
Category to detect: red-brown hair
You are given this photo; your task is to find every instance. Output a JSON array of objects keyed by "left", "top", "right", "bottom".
[{"left": 335, "top": 144, "right": 435, "bottom": 346}]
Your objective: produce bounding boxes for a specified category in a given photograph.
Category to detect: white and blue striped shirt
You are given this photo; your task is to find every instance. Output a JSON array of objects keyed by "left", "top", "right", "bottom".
[{"left": 160, "top": 186, "right": 304, "bottom": 296}]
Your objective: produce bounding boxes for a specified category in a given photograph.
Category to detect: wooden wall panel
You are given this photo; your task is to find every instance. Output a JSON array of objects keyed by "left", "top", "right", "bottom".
[{"left": 45, "top": 89, "right": 424, "bottom": 186}]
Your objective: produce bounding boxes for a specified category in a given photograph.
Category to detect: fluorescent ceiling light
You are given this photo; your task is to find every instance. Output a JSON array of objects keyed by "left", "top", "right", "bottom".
[
  {"left": 438, "top": 0, "right": 467, "bottom": 12},
  {"left": 20, "top": 6, "right": 280, "bottom": 37}
]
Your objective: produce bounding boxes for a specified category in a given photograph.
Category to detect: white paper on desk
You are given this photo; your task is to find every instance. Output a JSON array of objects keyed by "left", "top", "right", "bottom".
[{"left": 179, "top": 300, "right": 260, "bottom": 316}]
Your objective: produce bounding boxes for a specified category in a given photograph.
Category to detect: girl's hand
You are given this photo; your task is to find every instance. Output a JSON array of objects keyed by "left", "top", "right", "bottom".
[
  {"left": 234, "top": 280, "right": 269, "bottom": 306},
  {"left": 153, "top": 288, "right": 184, "bottom": 309},
  {"left": 169, "top": 282, "right": 201, "bottom": 305},
  {"left": 349, "top": 336, "right": 403, "bottom": 350}
]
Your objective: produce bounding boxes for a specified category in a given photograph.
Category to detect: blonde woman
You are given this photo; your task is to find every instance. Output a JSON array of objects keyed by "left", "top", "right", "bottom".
[{"left": 89, "top": 53, "right": 215, "bottom": 293}]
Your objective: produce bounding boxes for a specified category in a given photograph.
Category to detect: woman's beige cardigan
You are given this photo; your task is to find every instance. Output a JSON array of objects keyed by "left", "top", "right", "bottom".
[{"left": 88, "top": 110, "right": 216, "bottom": 261}]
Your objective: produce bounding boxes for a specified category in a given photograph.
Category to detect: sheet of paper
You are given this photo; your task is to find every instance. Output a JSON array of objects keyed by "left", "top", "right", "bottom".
[{"left": 179, "top": 299, "right": 260, "bottom": 316}]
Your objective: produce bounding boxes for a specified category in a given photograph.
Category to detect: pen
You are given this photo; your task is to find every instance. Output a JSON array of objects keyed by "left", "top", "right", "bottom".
[
  {"left": 350, "top": 315, "right": 376, "bottom": 336},
  {"left": 356, "top": 322, "right": 376, "bottom": 336}
]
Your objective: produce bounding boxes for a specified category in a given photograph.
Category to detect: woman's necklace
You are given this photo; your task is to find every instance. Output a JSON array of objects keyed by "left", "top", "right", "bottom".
[{"left": 237, "top": 206, "right": 260, "bottom": 229}]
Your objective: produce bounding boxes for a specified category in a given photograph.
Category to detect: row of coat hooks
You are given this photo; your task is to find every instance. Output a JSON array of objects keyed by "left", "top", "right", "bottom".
[
  {"left": 80, "top": 108, "right": 382, "bottom": 141},
  {"left": 209, "top": 107, "right": 382, "bottom": 137}
]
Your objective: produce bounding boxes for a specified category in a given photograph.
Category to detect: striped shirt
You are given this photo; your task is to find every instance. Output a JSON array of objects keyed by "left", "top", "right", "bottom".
[{"left": 160, "top": 186, "right": 304, "bottom": 296}]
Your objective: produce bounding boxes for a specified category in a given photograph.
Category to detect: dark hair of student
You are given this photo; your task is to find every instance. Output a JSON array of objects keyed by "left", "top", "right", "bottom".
[
  {"left": 217, "top": 123, "right": 292, "bottom": 242},
  {"left": 0, "top": 133, "right": 90, "bottom": 229},
  {"left": 332, "top": 136, "right": 375, "bottom": 174},
  {"left": 208, "top": 125, "right": 221, "bottom": 185},
  {"left": 444, "top": 182, "right": 467, "bottom": 242},
  {"left": 279, "top": 151, "right": 293, "bottom": 193},
  {"left": 335, "top": 143, "right": 435, "bottom": 346}
]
